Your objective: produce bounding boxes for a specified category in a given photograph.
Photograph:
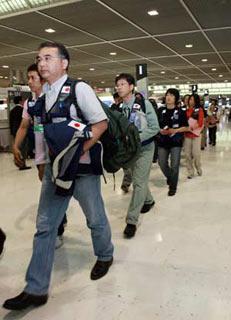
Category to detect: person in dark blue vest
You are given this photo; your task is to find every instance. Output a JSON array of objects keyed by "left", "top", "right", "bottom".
[
  {"left": 3, "top": 41, "right": 114, "bottom": 311},
  {"left": 157, "top": 88, "right": 189, "bottom": 196}
]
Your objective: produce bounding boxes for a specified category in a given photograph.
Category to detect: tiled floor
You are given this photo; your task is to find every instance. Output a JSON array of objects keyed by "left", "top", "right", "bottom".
[{"left": 1, "top": 116, "right": 231, "bottom": 320}]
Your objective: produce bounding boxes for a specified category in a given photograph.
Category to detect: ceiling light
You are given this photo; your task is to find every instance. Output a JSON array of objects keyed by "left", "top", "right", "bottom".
[
  {"left": 89, "top": 68, "right": 95, "bottom": 71},
  {"left": 224, "top": 80, "right": 228, "bottom": 82},
  {"left": 110, "top": 52, "right": 117, "bottom": 56},
  {"left": 45, "top": 28, "right": 56, "bottom": 33},
  {"left": 211, "top": 68, "right": 217, "bottom": 71},
  {"left": 4, "top": 76, "right": 8, "bottom": 79},
  {"left": 187, "top": 81, "right": 190, "bottom": 84},
  {"left": 2, "top": 65, "right": 9, "bottom": 68},
  {"left": 201, "top": 59, "right": 208, "bottom": 62},
  {"left": 101, "top": 81, "right": 105, "bottom": 84},
  {"left": 0, "top": 75, "right": 3, "bottom": 79},
  {"left": 160, "top": 71, "right": 165, "bottom": 74},
  {"left": 219, "top": 74, "right": 223, "bottom": 77},
  {"left": 175, "top": 76, "right": 179, "bottom": 80},
  {"left": 185, "top": 44, "right": 193, "bottom": 48},
  {"left": 78, "top": 77, "right": 82, "bottom": 80},
  {"left": 147, "top": 10, "right": 159, "bottom": 16}
]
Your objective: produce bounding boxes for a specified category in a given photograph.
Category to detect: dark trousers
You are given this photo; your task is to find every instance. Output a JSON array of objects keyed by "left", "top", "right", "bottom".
[
  {"left": 158, "top": 146, "right": 182, "bottom": 191},
  {"left": 57, "top": 214, "right": 67, "bottom": 236},
  {"left": 209, "top": 126, "right": 217, "bottom": 145}
]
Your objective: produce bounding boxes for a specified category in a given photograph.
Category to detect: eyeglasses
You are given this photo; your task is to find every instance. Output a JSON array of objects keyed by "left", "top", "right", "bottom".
[{"left": 35, "top": 55, "right": 62, "bottom": 64}]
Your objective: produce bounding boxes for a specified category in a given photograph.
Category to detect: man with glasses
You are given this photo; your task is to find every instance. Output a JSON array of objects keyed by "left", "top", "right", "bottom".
[{"left": 3, "top": 42, "right": 114, "bottom": 310}]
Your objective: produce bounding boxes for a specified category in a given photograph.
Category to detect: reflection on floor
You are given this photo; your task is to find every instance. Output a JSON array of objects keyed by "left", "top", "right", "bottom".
[{"left": 1, "top": 117, "right": 231, "bottom": 320}]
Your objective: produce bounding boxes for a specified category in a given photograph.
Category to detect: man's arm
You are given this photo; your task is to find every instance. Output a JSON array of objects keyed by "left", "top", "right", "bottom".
[
  {"left": 82, "top": 120, "right": 108, "bottom": 153},
  {"left": 13, "top": 118, "right": 30, "bottom": 167}
]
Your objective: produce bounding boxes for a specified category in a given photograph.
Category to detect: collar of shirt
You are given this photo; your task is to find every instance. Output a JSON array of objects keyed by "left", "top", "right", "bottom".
[
  {"left": 43, "top": 74, "right": 68, "bottom": 112},
  {"left": 43, "top": 74, "right": 68, "bottom": 95},
  {"left": 122, "top": 94, "right": 136, "bottom": 116}
]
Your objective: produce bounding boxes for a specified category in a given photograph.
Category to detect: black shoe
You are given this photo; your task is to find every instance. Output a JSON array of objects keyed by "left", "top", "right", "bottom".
[
  {"left": 168, "top": 189, "right": 176, "bottom": 196},
  {"left": 0, "top": 228, "right": 6, "bottom": 256},
  {"left": 187, "top": 176, "right": 193, "bottom": 179},
  {"left": 3, "top": 291, "right": 48, "bottom": 310},
  {"left": 90, "top": 258, "right": 113, "bottom": 280},
  {"left": 121, "top": 185, "right": 129, "bottom": 193},
  {"left": 140, "top": 201, "right": 155, "bottom": 213},
  {"left": 19, "top": 166, "right": 31, "bottom": 171},
  {"left": 123, "top": 224, "right": 137, "bottom": 238}
]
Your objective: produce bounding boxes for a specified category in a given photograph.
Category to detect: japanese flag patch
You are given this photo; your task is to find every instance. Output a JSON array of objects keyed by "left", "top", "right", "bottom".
[
  {"left": 61, "top": 86, "right": 71, "bottom": 94},
  {"left": 68, "top": 120, "right": 86, "bottom": 131}
]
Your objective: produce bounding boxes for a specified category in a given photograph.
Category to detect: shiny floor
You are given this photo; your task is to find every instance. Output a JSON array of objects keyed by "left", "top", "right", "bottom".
[{"left": 1, "top": 117, "right": 231, "bottom": 320}]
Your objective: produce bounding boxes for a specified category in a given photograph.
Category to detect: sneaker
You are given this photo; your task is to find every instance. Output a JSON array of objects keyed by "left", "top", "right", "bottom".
[
  {"left": 90, "top": 258, "right": 113, "bottom": 280},
  {"left": 123, "top": 224, "right": 137, "bottom": 238},
  {"left": 55, "top": 235, "right": 64, "bottom": 249},
  {"left": 140, "top": 201, "right": 155, "bottom": 213},
  {"left": 0, "top": 229, "right": 6, "bottom": 256},
  {"left": 121, "top": 185, "right": 129, "bottom": 193},
  {"left": 197, "top": 170, "right": 202, "bottom": 176},
  {"left": 187, "top": 175, "right": 193, "bottom": 179}
]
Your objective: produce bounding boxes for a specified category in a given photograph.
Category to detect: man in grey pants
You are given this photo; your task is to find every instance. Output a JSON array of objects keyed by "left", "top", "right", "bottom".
[{"left": 115, "top": 73, "right": 160, "bottom": 238}]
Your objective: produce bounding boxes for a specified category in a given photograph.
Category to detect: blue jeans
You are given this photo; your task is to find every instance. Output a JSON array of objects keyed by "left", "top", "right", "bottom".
[
  {"left": 25, "top": 165, "right": 113, "bottom": 295},
  {"left": 158, "top": 147, "right": 182, "bottom": 191}
]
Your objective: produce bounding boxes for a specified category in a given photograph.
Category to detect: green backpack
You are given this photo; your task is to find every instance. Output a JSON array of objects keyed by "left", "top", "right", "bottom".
[{"left": 100, "top": 105, "right": 141, "bottom": 173}]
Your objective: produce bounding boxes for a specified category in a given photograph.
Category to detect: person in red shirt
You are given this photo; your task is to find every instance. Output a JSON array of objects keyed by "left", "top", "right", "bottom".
[{"left": 184, "top": 94, "right": 204, "bottom": 178}]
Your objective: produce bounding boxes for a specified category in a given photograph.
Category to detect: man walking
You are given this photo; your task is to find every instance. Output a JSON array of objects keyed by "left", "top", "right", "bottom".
[{"left": 3, "top": 42, "right": 113, "bottom": 311}]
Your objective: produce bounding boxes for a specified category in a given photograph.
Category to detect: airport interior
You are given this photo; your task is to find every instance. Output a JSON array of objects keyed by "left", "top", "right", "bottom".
[{"left": 0, "top": 0, "right": 231, "bottom": 319}]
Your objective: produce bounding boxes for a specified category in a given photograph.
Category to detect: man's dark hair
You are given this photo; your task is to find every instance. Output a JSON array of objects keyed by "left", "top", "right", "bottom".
[
  {"left": 165, "top": 88, "right": 180, "bottom": 105},
  {"left": 27, "top": 63, "right": 42, "bottom": 80},
  {"left": 13, "top": 96, "right": 22, "bottom": 105},
  {"left": 113, "top": 92, "right": 120, "bottom": 99},
  {"left": 38, "top": 41, "right": 70, "bottom": 69},
  {"left": 115, "top": 73, "right": 136, "bottom": 86},
  {"left": 189, "top": 93, "right": 201, "bottom": 108}
]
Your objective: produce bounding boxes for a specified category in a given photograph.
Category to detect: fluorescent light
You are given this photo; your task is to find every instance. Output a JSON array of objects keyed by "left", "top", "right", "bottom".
[
  {"left": 0, "top": 75, "right": 3, "bottom": 79},
  {"left": 211, "top": 68, "right": 217, "bottom": 71},
  {"left": 89, "top": 68, "right": 95, "bottom": 71},
  {"left": 78, "top": 77, "right": 82, "bottom": 80},
  {"left": 101, "top": 81, "right": 105, "bottom": 84},
  {"left": 4, "top": 76, "right": 8, "bottom": 79},
  {"left": 185, "top": 44, "right": 193, "bottom": 48},
  {"left": 175, "top": 77, "right": 179, "bottom": 80},
  {"left": 201, "top": 59, "right": 208, "bottom": 62},
  {"left": 160, "top": 71, "right": 165, "bottom": 74},
  {"left": 219, "top": 74, "right": 223, "bottom": 77},
  {"left": 45, "top": 28, "right": 56, "bottom": 33},
  {"left": 224, "top": 80, "right": 228, "bottom": 82},
  {"left": 110, "top": 52, "right": 117, "bottom": 56},
  {"left": 148, "top": 10, "right": 159, "bottom": 16},
  {"left": 2, "top": 65, "right": 9, "bottom": 68},
  {"left": 187, "top": 81, "right": 190, "bottom": 84}
]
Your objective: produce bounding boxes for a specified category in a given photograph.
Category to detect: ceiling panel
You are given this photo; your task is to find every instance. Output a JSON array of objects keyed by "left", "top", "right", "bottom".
[
  {"left": 221, "top": 52, "right": 231, "bottom": 64},
  {"left": 115, "top": 38, "right": 174, "bottom": 58},
  {"left": 0, "top": 42, "right": 27, "bottom": 57},
  {"left": 157, "top": 32, "right": 214, "bottom": 54},
  {"left": 41, "top": 0, "right": 145, "bottom": 41},
  {"left": 68, "top": 49, "right": 108, "bottom": 65},
  {"left": 206, "top": 30, "right": 231, "bottom": 52},
  {"left": 0, "top": 12, "right": 100, "bottom": 46},
  {"left": 0, "top": 26, "right": 43, "bottom": 50},
  {"left": 183, "top": 53, "right": 223, "bottom": 66},
  {"left": 103, "top": 0, "right": 198, "bottom": 34},
  {"left": 184, "top": 0, "right": 231, "bottom": 29},
  {"left": 71, "top": 43, "right": 139, "bottom": 61},
  {"left": 151, "top": 56, "right": 191, "bottom": 68}
]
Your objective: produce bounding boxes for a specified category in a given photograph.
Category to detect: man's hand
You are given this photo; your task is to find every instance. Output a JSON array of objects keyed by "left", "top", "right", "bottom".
[{"left": 12, "top": 145, "right": 25, "bottom": 168}]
